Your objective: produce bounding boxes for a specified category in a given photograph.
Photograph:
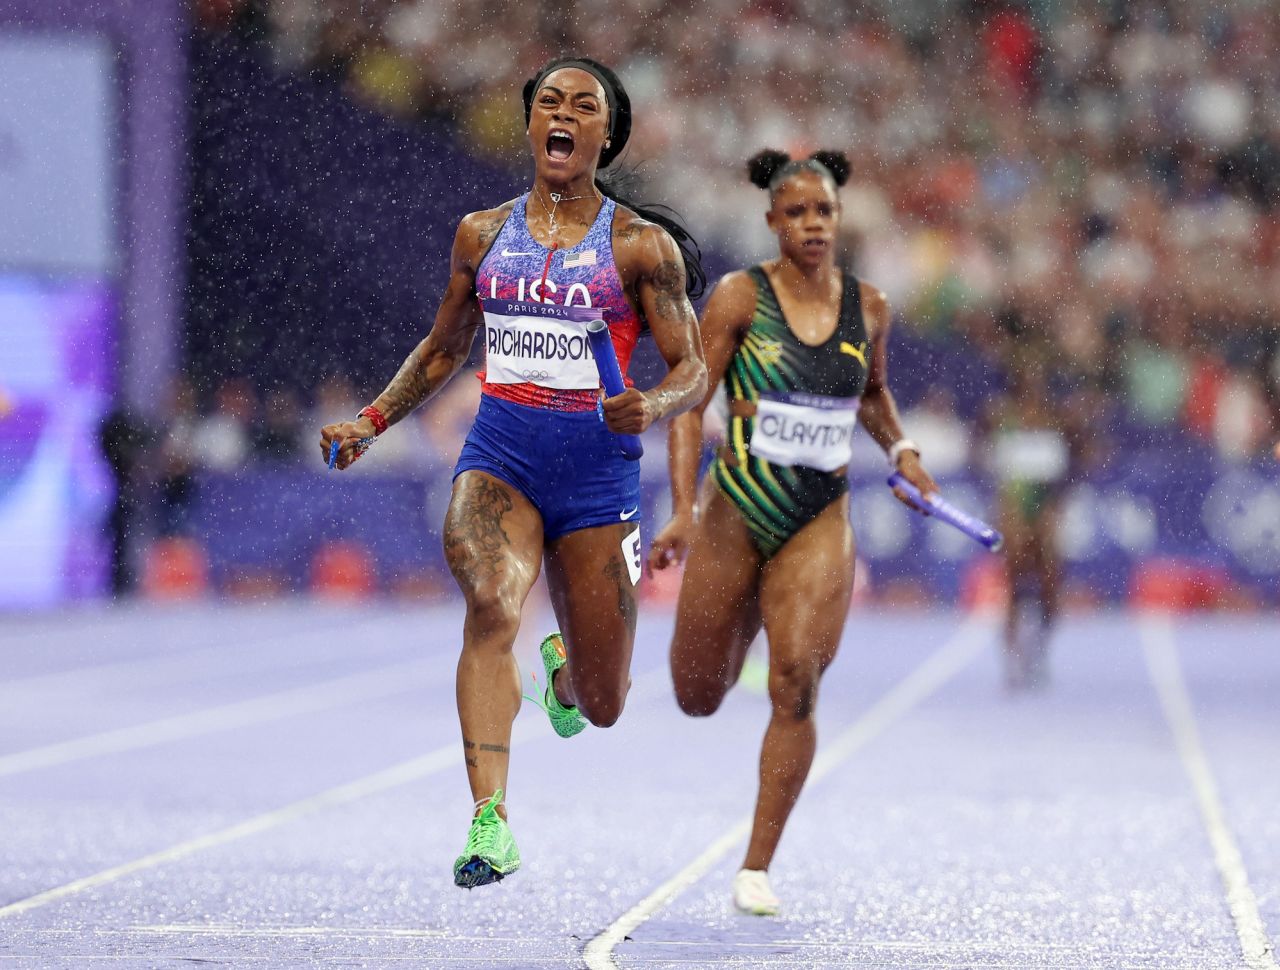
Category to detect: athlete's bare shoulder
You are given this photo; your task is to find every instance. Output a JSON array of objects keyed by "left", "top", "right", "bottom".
[
  {"left": 858, "top": 279, "right": 891, "bottom": 341},
  {"left": 713, "top": 269, "right": 758, "bottom": 302},
  {"left": 610, "top": 204, "right": 673, "bottom": 262},
  {"left": 455, "top": 199, "right": 518, "bottom": 269},
  {"left": 697, "top": 269, "right": 757, "bottom": 337},
  {"left": 610, "top": 202, "right": 657, "bottom": 242},
  {"left": 711, "top": 269, "right": 758, "bottom": 310},
  {"left": 609, "top": 204, "right": 686, "bottom": 301}
]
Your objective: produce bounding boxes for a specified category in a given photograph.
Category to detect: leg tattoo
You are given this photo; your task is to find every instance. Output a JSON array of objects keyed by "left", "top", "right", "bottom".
[
  {"left": 444, "top": 478, "right": 514, "bottom": 587},
  {"left": 603, "top": 556, "right": 638, "bottom": 635}
]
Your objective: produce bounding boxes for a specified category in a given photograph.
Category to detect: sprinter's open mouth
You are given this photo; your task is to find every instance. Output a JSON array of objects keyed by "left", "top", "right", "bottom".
[{"left": 546, "top": 130, "right": 574, "bottom": 161}]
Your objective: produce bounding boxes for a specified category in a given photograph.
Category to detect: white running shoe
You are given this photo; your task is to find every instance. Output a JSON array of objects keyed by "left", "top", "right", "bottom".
[{"left": 732, "top": 868, "right": 780, "bottom": 916}]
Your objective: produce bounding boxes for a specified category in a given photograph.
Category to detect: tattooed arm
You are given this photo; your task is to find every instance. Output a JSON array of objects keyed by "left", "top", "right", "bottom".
[
  {"left": 319, "top": 205, "right": 508, "bottom": 469},
  {"left": 603, "top": 217, "right": 707, "bottom": 436}
]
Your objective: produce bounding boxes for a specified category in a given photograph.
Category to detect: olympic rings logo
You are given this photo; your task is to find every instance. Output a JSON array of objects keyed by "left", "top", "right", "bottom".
[{"left": 520, "top": 370, "right": 552, "bottom": 381}]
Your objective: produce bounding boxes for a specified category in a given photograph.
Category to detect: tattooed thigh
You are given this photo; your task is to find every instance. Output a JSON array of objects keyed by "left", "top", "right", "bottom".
[{"left": 444, "top": 477, "right": 516, "bottom": 591}]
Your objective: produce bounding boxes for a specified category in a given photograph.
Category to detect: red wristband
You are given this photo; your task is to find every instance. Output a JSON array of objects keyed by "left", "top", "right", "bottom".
[{"left": 359, "top": 405, "right": 388, "bottom": 436}]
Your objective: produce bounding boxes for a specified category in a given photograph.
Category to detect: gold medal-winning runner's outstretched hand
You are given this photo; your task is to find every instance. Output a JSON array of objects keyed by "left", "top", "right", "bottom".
[{"left": 319, "top": 414, "right": 378, "bottom": 470}]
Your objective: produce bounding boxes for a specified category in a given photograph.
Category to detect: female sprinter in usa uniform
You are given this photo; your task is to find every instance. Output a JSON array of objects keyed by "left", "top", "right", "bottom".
[
  {"left": 649, "top": 149, "right": 938, "bottom": 915},
  {"left": 321, "top": 58, "right": 706, "bottom": 889}
]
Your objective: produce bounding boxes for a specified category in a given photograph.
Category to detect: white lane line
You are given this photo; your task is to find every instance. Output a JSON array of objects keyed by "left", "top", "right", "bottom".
[
  {"left": 0, "top": 960, "right": 590, "bottom": 966},
  {"left": 0, "top": 604, "right": 287, "bottom": 654},
  {"left": 0, "top": 610, "right": 400, "bottom": 693},
  {"left": 129, "top": 923, "right": 448, "bottom": 939},
  {"left": 12, "top": 927, "right": 1196, "bottom": 958},
  {"left": 0, "top": 752, "right": 460, "bottom": 918},
  {"left": 0, "top": 664, "right": 669, "bottom": 919},
  {"left": 0, "top": 957, "right": 586, "bottom": 966},
  {"left": 0, "top": 625, "right": 359, "bottom": 700},
  {"left": 1140, "top": 615, "right": 1278, "bottom": 970},
  {"left": 0, "top": 657, "right": 442, "bottom": 778},
  {"left": 584, "top": 614, "right": 992, "bottom": 970}
]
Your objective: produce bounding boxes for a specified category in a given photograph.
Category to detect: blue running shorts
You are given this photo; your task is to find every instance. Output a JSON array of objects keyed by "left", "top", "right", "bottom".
[{"left": 454, "top": 395, "right": 642, "bottom": 541}]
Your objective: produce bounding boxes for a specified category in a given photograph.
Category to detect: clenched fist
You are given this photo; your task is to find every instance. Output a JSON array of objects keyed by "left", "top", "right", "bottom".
[
  {"left": 319, "top": 416, "right": 377, "bottom": 470},
  {"left": 601, "top": 388, "right": 657, "bottom": 436}
]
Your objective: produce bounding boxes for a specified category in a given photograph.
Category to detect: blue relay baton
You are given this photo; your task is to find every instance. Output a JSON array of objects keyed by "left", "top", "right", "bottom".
[
  {"left": 888, "top": 471, "right": 1004, "bottom": 552},
  {"left": 586, "top": 319, "right": 643, "bottom": 461},
  {"left": 328, "top": 434, "right": 374, "bottom": 469}
]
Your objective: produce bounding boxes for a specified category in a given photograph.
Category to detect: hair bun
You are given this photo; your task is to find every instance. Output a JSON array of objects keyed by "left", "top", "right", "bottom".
[
  {"left": 746, "top": 149, "right": 791, "bottom": 189},
  {"left": 808, "top": 150, "right": 851, "bottom": 187}
]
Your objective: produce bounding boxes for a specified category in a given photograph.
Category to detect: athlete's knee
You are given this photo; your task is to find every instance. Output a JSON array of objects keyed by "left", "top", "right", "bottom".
[
  {"left": 673, "top": 676, "right": 727, "bottom": 717},
  {"left": 459, "top": 585, "right": 522, "bottom": 646},
  {"left": 575, "top": 682, "right": 628, "bottom": 728},
  {"left": 769, "top": 657, "right": 820, "bottom": 720}
]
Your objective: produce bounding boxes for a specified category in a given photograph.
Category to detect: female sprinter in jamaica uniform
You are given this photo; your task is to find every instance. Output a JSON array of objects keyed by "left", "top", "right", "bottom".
[
  {"left": 982, "top": 350, "right": 1071, "bottom": 691},
  {"left": 320, "top": 58, "right": 707, "bottom": 889},
  {"left": 649, "top": 149, "right": 939, "bottom": 915}
]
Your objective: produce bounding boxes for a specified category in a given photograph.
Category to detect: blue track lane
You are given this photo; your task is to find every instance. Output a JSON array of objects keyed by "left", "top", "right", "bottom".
[{"left": 0, "top": 604, "right": 1275, "bottom": 968}]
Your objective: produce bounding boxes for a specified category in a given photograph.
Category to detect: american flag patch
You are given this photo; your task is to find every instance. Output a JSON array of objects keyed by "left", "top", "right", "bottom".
[{"left": 563, "top": 249, "right": 597, "bottom": 268}]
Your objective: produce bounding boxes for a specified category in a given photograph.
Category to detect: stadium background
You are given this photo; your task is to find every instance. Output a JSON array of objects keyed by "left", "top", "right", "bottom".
[{"left": 2, "top": 0, "right": 1279, "bottom": 609}]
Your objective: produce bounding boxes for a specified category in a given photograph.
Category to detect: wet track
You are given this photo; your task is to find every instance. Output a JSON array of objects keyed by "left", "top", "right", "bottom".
[{"left": 1, "top": 603, "right": 1276, "bottom": 968}]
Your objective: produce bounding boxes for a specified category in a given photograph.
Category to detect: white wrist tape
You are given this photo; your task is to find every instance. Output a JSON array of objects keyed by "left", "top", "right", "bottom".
[{"left": 888, "top": 438, "right": 921, "bottom": 467}]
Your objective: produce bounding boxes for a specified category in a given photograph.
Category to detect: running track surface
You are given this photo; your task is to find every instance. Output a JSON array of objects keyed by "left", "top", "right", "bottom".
[{"left": 0, "top": 602, "right": 1276, "bottom": 969}]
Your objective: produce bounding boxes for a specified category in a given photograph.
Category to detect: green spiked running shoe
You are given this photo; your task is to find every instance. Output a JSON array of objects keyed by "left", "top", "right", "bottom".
[
  {"left": 453, "top": 790, "right": 520, "bottom": 889},
  {"left": 539, "top": 633, "right": 587, "bottom": 738}
]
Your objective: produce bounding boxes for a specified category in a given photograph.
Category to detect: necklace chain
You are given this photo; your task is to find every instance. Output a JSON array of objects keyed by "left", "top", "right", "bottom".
[{"left": 535, "top": 187, "right": 597, "bottom": 235}]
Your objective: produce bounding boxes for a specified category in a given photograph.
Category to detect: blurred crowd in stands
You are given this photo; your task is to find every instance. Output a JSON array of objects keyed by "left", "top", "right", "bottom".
[
  {"left": 155, "top": 371, "right": 480, "bottom": 475},
  {"left": 189, "top": 0, "right": 1280, "bottom": 465},
  {"left": 98, "top": 370, "right": 483, "bottom": 593}
]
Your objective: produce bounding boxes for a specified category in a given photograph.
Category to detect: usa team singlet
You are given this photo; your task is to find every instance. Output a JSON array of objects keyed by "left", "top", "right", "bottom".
[
  {"left": 713, "top": 266, "right": 870, "bottom": 558},
  {"left": 454, "top": 193, "right": 644, "bottom": 543},
  {"left": 475, "top": 193, "right": 642, "bottom": 411}
]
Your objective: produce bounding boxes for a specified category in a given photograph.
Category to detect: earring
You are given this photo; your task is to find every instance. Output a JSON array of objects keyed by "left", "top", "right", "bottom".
[{"left": 605, "top": 139, "right": 611, "bottom": 148}]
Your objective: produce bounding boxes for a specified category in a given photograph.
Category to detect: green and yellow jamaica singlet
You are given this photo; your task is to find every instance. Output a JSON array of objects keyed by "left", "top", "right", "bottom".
[{"left": 712, "top": 266, "right": 870, "bottom": 558}]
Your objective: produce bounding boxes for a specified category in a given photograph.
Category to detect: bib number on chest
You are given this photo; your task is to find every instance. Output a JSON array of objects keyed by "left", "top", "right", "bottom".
[
  {"left": 747, "top": 393, "right": 860, "bottom": 472},
  {"left": 482, "top": 299, "right": 602, "bottom": 390}
]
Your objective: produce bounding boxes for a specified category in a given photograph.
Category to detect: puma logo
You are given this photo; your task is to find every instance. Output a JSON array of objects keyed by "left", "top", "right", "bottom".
[
  {"left": 751, "top": 338, "right": 783, "bottom": 365},
  {"left": 840, "top": 341, "right": 868, "bottom": 368}
]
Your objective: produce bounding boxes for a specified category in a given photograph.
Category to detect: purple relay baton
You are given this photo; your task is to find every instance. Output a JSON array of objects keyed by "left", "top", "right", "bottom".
[
  {"left": 587, "top": 320, "right": 643, "bottom": 461},
  {"left": 888, "top": 471, "right": 1004, "bottom": 552}
]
